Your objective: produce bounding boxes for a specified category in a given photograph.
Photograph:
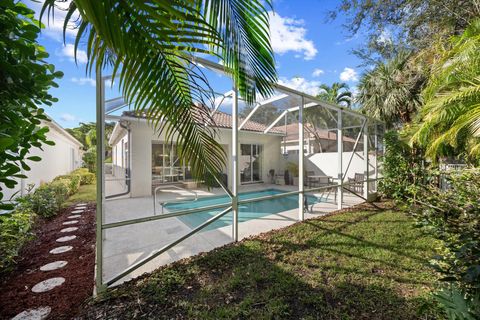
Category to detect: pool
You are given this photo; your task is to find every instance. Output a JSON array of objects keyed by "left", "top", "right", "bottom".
[{"left": 164, "top": 189, "right": 319, "bottom": 231}]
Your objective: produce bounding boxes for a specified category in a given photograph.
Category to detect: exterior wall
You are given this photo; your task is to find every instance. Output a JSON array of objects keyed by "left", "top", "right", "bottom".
[
  {"left": 111, "top": 130, "right": 129, "bottom": 190},
  {"left": 116, "top": 119, "right": 284, "bottom": 197},
  {"left": 287, "top": 151, "right": 376, "bottom": 180},
  {"left": 2, "top": 120, "right": 83, "bottom": 200}
]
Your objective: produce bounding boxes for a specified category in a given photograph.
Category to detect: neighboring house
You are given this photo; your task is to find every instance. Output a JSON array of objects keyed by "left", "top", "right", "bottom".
[
  {"left": 2, "top": 116, "right": 84, "bottom": 200},
  {"left": 109, "top": 110, "right": 285, "bottom": 197}
]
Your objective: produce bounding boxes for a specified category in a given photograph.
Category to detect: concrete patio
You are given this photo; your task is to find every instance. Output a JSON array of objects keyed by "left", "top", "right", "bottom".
[{"left": 102, "top": 182, "right": 363, "bottom": 285}]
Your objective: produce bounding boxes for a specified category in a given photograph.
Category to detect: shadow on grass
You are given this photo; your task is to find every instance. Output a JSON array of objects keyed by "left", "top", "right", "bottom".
[{"left": 85, "top": 235, "right": 439, "bottom": 320}]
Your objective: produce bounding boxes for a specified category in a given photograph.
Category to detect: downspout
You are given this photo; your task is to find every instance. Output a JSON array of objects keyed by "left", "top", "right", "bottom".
[{"left": 106, "top": 120, "right": 131, "bottom": 199}]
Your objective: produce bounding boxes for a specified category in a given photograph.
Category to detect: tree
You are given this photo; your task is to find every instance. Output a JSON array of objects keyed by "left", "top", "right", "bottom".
[
  {"left": 0, "top": 1, "right": 63, "bottom": 209},
  {"left": 66, "top": 122, "right": 115, "bottom": 172},
  {"left": 410, "top": 19, "right": 480, "bottom": 161},
  {"left": 331, "top": 0, "right": 480, "bottom": 64},
  {"left": 356, "top": 51, "right": 426, "bottom": 128},
  {"left": 66, "top": 122, "right": 114, "bottom": 149},
  {"left": 42, "top": 0, "right": 277, "bottom": 186},
  {"left": 316, "top": 82, "right": 352, "bottom": 108},
  {"left": 66, "top": 122, "right": 95, "bottom": 149}
]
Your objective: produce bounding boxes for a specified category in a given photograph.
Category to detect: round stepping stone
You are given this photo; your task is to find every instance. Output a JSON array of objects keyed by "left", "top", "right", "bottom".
[
  {"left": 63, "top": 220, "right": 78, "bottom": 225},
  {"left": 31, "top": 277, "right": 65, "bottom": 293},
  {"left": 71, "top": 210, "right": 84, "bottom": 214},
  {"left": 68, "top": 215, "right": 81, "bottom": 219},
  {"left": 12, "top": 306, "right": 51, "bottom": 320},
  {"left": 56, "top": 235, "right": 76, "bottom": 243},
  {"left": 40, "top": 261, "right": 68, "bottom": 271},
  {"left": 49, "top": 246, "right": 73, "bottom": 254},
  {"left": 60, "top": 227, "right": 78, "bottom": 233}
]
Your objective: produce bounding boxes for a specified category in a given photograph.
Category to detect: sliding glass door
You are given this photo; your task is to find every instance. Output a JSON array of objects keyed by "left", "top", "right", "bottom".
[
  {"left": 240, "top": 144, "right": 263, "bottom": 183},
  {"left": 152, "top": 142, "right": 189, "bottom": 184}
]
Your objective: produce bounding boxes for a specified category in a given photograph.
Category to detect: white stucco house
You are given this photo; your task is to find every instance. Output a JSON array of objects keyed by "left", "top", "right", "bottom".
[
  {"left": 109, "top": 110, "right": 285, "bottom": 197},
  {"left": 108, "top": 106, "right": 378, "bottom": 199},
  {"left": 2, "top": 116, "right": 84, "bottom": 200}
]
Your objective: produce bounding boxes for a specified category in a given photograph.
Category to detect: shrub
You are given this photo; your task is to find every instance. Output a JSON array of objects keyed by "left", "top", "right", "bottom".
[
  {"left": 22, "top": 186, "right": 60, "bottom": 218},
  {"left": 48, "top": 179, "right": 72, "bottom": 200},
  {"left": 20, "top": 180, "right": 69, "bottom": 218},
  {"left": 413, "top": 169, "right": 480, "bottom": 318},
  {"left": 378, "top": 131, "right": 428, "bottom": 201},
  {"left": 72, "top": 168, "right": 89, "bottom": 175},
  {"left": 72, "top": 168, "right": 95, "bottom": 185},
  {"left": 83, "top": 147, "right": 96, "bottom": 173},
  {"left": 0, "top": 207, "right": 35, "bottom": 272},
  {"left": 79, "top": 172, "right": 95, "bottom": 185},
  {"left": 53, "top": 174, "right": 81, "bottom": 194}
]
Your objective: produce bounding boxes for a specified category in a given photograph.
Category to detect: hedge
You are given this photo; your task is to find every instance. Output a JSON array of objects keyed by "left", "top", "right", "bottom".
[
  {"left": 0, "top": 207, "right": 35, "bottom": 273},
  {"left": 72, "top": 168, "right": 96, "bottom": 185}
]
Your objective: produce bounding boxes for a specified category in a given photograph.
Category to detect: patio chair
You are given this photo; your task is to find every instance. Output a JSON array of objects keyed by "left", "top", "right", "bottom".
[
  {"left": 275, "top": 173, "right": 285, "bottom": 185},
  {"left": 306, "top": 171, "right": 317, "bottom": 188},
  {"left": 347, "top": 173, "right": 364, "bottom": 194}
]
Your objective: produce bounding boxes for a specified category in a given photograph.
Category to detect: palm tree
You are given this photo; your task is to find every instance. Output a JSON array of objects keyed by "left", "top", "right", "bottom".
[
  {"left": 356, "top": 51, "right": 425, "bottom": 128},
  {"left": 410, "top": 19, "right": 480, "bottom": 160},
  {"left": 316, "top": 82, "right": 352, "bottom": 108},
  {"left": 41, "top": 0, "right": 277, "bottom": 184}
]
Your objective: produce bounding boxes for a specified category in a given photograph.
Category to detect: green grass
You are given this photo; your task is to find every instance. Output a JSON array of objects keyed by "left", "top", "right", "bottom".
[
  {"left": 83, "top": 207, "right": 443, "bottom": 319},
  {"left": 64, "top": 184, "right": 96, "bottom": 207}
]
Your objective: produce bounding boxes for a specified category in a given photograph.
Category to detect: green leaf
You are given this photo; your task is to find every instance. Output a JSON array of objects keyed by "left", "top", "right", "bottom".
[
  {"left": 27, "top": 156, "right": 41, "bottom": 162},
  {"left": 0, "top": 137, "right": 15, "bottom": 151}
]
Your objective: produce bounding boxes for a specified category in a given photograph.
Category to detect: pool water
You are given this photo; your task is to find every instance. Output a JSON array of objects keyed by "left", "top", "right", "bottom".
[{"left": 164, "top": 189, "right": 319, "bottom": 231}]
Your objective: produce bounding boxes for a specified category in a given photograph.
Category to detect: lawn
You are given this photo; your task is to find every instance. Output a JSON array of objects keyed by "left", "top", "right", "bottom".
[
  {"left": 81, "top": 205, "right": 443, "bottom": 319},
  {"left": 64, "top": 184, "right": 96, "bottom": 207}
]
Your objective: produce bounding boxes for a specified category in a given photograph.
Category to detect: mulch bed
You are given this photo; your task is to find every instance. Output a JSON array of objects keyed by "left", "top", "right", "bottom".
[{"left": 0, "top": 203, "right": 96, "bottom": 320}]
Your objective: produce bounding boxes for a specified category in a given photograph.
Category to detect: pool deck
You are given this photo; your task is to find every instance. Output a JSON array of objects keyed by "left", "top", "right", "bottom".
[{"left": 102, "top": 183, "right": 363, "bottom": 286}]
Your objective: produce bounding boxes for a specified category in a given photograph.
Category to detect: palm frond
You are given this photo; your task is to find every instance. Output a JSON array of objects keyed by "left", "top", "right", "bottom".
[
  {"left": 41, "top": 0, "right": 277, "bottom": 185},
  {"left": 411, "top": 18, "right": 480, "bottom": 160}
]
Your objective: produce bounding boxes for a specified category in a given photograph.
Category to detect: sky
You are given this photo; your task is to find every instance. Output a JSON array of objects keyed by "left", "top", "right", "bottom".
[{"left": 24, "top": 0, "right": 369, "bottom": 129}]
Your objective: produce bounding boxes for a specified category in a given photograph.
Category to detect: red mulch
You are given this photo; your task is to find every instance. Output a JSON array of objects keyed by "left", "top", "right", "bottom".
[{"left": 0, "top": 203, "right": 96, "bottom": 320}]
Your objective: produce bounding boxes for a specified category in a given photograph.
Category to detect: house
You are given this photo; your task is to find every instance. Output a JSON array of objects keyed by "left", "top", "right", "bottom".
[
  {"left": 108, "top": 110, "right": 285, "bottom": 197},
  {"left": 2, "top": 116, "right": 84, "bottom": 200}
]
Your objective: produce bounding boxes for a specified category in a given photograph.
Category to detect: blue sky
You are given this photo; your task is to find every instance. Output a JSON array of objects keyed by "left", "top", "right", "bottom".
[{"left": 25, "top": 0, "right": 368, "bottom": 128}]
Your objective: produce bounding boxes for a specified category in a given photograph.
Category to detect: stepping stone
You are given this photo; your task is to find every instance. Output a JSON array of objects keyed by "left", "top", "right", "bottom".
[
  {"left": 71, "top": 210, "right": 84, "bottom": 214},
  {"left": 68, "top": 215, "right": 81, "bottom": 219},
  {"left": 77, "top": 203, "right": 87, "bottom": 206},
  {"left": 12, "top": 306, "right": 51, "bottom": 320},
  {"left": 60, "top": 227, "right": 78, "bottom": 233},
  {"left": 49, "top": 246, "right": 73, "bottom": 254},
  {"left": 31, "top": 277, "right": 65, "bottom": 293},
  {"left": 40, "top": 261, "right": 68, "bottom": 271},
  {"left": 63, "top": 220, "right": 78, "bottom": 225},
  {"left": 56, "top": 235, "right": 76, "bottom": 243}
]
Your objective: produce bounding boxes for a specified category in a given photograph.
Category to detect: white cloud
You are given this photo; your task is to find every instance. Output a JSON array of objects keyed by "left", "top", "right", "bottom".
[
  {"left": 269, "top": 11, "right": 317, "bottom": 60},
  {"left": 278, "top": 77, "right": 321, "bottom": 96},
  {"left": 340, "top": 67, "right": 358, "bottom": 82},
  {"left": 60, "top": 113, "right": 77, "bottom": 122},
  {"left": 312, "top": 68, "right": 324, "bottom": 77},
  {"left": 59, "top": 44, "right": 88, "bottom": 64},
  {"left": 27, "top": 0, "right": 79, "bottom": 42},
  {"left": 71, "top": 77, "right": 95, "bottom": 86}
]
